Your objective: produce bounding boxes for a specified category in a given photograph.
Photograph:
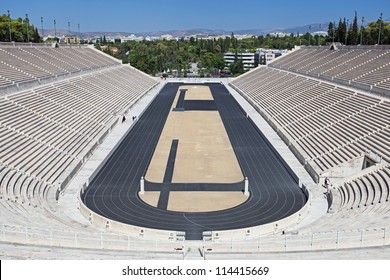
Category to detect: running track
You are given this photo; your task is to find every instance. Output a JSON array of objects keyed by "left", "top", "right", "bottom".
[{"left": 81, "top": 83, "right": 307, "bottom": 240}]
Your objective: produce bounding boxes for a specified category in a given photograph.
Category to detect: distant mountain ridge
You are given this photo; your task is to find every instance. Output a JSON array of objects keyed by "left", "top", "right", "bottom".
[
  {"left": 42, "top": 26, "right": 326, "bottom": 38},
  {"left": 42, "top": 19, "right": 388, "bottom": 39},
  {"left": 42, "top": 29, "right": 140, "bottom": 38}
]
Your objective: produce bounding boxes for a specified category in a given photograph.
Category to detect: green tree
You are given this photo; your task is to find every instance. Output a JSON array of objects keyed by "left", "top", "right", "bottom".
[
  {"left": 327, "top": 22, "right": 336, "bottom": 42},
  {"left": 0, "top": 14, "right": 12, "bottom": 41},
  {"left": 231, "top": 32, "right": 238, "bottom": 50},
  {"left": 365, "top": 16, "right": 390, "bottom": 45},
  {"left": 199, "top": 51, "right": 214, "bottom": 69},
  {"left": 336, "top": 18, "right": 346, "bottom": 43},
  {"left": 348, "top": 12, "right": 359, "bottom": 45},
  {"left": 32, "top": 27, "right": 41, "bottom": 42},
  {"left": 0, "top": 14, "right": 41, "bottom": 42},
  {"left": 229, "top": 57, "right": 244, "bottom": 76},
  {"left": 224, "top": 36, "right": 231, "bottom": 51}
]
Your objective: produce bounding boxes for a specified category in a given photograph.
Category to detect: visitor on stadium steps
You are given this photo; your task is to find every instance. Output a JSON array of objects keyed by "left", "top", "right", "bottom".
[{"left": 324, "top": 177, "right": 330, "bottom": 193}]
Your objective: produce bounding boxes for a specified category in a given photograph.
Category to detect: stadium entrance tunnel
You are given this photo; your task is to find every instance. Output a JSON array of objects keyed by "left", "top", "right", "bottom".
[
  {"left": 319, "top": 153, "right": 383, "bottom": 186},
  {"left": 80, "top": 82, "right": 308, "bottom": 240}
]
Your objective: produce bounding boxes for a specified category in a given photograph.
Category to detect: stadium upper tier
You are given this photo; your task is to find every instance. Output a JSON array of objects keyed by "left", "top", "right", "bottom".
[
  {"left": 269, "top": 46, "right": 390, "bottom": 96},
  {"left": 0, "top": 44, "right": 158, "bottom": 207},
  {"left": 230, "top": 66, "right": 390, "bottom": 183},
  {"left": 0, "top": 44, "right": 121, "bottom": 94}
]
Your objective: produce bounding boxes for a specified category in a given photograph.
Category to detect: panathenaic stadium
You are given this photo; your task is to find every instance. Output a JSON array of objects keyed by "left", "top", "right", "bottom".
[{"left": 1, "top": 42, "right": 390, "bottom": 259}]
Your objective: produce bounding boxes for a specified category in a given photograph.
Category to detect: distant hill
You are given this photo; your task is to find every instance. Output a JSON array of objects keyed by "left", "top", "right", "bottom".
[
  {"left": 42, "top": 29, "right": 138, "bottom": 39},
  {"left": 42, "top": 19, "right": 385, "bottom": 39},
  {"left": 146, "top": 28, "right": 229, "bottom": 37},
  {"left": 142, "top": 24, "right": 329, "bottom": 37},
  {"left": 42, "top": 26, "right": 326, "bottom": 40}
]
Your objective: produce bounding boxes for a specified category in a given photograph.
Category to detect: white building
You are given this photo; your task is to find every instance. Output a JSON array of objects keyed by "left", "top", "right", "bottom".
[
  {"left": 312, "top": 31, "right": 328, "bottom": 36},
  {"left": 161, "top": 34, "right": 174, "bottom": 40},
  {"left": 269, "top": 32, "right": 290, "bottom": 37},
  {"left": 257, "top": 48, "right": 288, "bottom": 65},
  {"left": 224, "top": 52, "right": 257, "bottom": 71}
]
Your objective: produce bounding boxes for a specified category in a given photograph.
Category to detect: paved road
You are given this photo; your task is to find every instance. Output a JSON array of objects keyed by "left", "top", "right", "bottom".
[{"left": 81, "top": 82, "right": 307, "bottom": 240}]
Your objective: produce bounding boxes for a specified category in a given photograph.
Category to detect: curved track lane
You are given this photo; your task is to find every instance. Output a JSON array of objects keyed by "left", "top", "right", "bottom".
[{"left": 82, "top": 83, "right": 307, "bottom": 240}]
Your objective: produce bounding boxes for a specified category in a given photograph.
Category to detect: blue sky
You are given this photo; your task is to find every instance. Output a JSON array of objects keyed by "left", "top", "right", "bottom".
[{"left": 2, "top": 0, "right": 389, "bottom": 33}]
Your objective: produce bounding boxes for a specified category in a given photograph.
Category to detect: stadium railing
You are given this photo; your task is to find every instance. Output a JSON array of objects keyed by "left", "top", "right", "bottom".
[{"left": 1, "top": 222, "right": 389, "bottom": 254}]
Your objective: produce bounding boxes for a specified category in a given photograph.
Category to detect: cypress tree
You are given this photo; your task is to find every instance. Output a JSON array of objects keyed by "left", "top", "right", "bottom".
[
  {"left": 327, "top": 22, "right": 334, "bottom": 38},
  {"left": 33, "top": 27, "right": 41, "bottom": 42},
  {"left": 350, "top": 11, "right": 359, "bottom": 45},
  {"left": 336, "top": 18, "right": 344, "bottom": 42}
]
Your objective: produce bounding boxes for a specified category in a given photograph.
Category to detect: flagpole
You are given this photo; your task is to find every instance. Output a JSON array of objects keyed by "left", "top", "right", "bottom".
[
  {"left": 41, "top": 17, "right": 44, "bottom": 40},
  {"left": 8, "top": 10, "right": 12, "bottom": 42}
]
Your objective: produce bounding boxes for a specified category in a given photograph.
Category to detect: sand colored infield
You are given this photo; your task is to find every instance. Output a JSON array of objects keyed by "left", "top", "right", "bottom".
[
  {"left": 145, "top": 85, "right": 243, "bottom": 183},
  {"left": 141, "top": 85, "right": 246, "bottom": 213},
  {"left": 180, "top": 85, "right": 214, "bottom": 100},
  {"left": 167, "top": 192, "right": 248, "bottom": 212},
  {"left": 139, "top": 192, "right": 160, "bottom": 208},
  {"left": 139, "top": 191, "right": 248, "bottom": 212}
]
